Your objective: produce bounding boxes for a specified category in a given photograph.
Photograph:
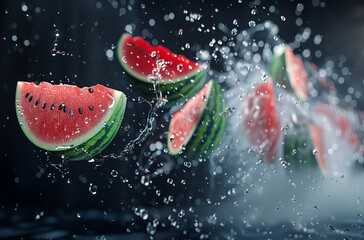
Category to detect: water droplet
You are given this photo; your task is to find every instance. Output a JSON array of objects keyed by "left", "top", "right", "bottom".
[
  {"left": 89, "top": 183, "right": 97, "bottom": 195},
  {"left": 110, "top": 170, "right": 118, "bottom": 177},
  {"left": 248, "top": 21, "right": 256, "bottom": 28},
  {"left": 178, "top": 29, "right": 183, "bottom": 35},
  {"left": 51, "top": 48, "right": 57, "bottom": 56},
  {"left": 169, "top": 135, "right": 175, "bottom": 142},
  {"left": 156, "top": 190, "right": 161, "bottom": 196},
  {"left": 281, "top": 16, "right": 286, "bottom": 21},
  {"left": 167, "top": 178, "right": 173, "bottom": 184},
  {"left": 251, "top": 9, "right": 257, "bottom": 15},
  {"left": 185, "top": 43, "right": 190, "bottom": 49},
  {"left": 184, "top": 161, "right": 191, "bottom": 168},
  {"left": 313, "top": 149, "right": 318, "bottom": 155},
  {"left": 231, "top": 28, "right": 237, "bottom": 36},
  {"left": 292, "top": 149, "right": 297, "bottom": 155},
  {"left": 177, "top": 63, "right": 183, "bottom": 72}
]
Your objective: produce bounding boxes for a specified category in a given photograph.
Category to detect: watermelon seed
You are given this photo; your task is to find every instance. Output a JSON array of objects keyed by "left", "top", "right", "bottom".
[
  {"left": 51, "top": 103, "right": 55, "bottom": 110},
  {"left": 79, "top": 108, "right": 83, "bottom": 114},
  {"left": 88, "top": 88, "right": 94, "bottom": 93},
  {"left": 35, "top": 99, "right": 39, "bottom": 106},
  {"left": 25, "top": 92, "right": 29, "bottom": 98},
  {"left": 89, "top": 105, "right": 94, "bottom": 111},
  {"left": 28, "top": 96, "right": 33, "bottom": 102},
  {"left": 58, "top": 103, "right": 65, "bottom": 111},
  {"left": 69, "top": 109, "right": 74, "bottom": 116},
  {"left": 63, "top": 106, "right": 67, "bottom": 113},
  {"left": 42, "top": 103, "right": 47, "bottom": 109}
]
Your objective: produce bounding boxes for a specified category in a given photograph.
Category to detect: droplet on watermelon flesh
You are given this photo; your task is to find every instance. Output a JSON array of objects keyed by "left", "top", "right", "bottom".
[{"left": 15, "top": 81, "right": 127, "bottom": 161}]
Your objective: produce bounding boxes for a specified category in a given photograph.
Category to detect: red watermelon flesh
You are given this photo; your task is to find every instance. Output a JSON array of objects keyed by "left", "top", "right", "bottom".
[
  {"left": 314, "top": 104, "right": 360, "bottom": 150},
  {"left": 16, "top": 81, "right": 123, "bottom": 151},
  {"left": 241, "top": 80, "right": 281, "bottom": 163},
  {"left": 309, "top": 124, "right": 327, "bottom": 175},
  {"left": 168, "top": 80, "right": 212, "bottom": 154},
  {"left": 118, "top": 34, "right": 201, "bottom": 82},
  {"left": 285, "top": 46, "right": 308, "bottom": 101}
]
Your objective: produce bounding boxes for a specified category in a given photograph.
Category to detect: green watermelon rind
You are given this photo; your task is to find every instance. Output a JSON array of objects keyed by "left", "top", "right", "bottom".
[
  {"left": 15, "top": 82, "right": 127, "bottom": 160},
  {"left": 270, "top": 44, "right": 307, "bottom": 101},
  {"left": 117, "top": 33, "right": 206, "bottom": 107},
  {"left": 283, "top": 122, "right": 326, "bottom": 175},
  {"left": 167, "top": 80, "right": 227, "bottom": 160}
]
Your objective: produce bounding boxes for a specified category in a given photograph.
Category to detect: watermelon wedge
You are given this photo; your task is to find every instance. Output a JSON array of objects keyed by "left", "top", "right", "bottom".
[
  {"left": 270, "top": 44, "right": 308, "bottom": 101},
  {"left": 15, "top": 81, "right": 127, "bottom": 161},
  {"left": 117, "top": 34, "right": 206, "bottom": 107},
  {"left": 313, "top": 103, "right": 361, "bottom": 154},
  {"left": 167, "top": 80, "right": 226, "bottom": 160},
  {"left": 283, "top": 122, "right": 326, "bottom": 175},
  {"left": 241, "top": 79, "right": 281, "bottom": 163}
]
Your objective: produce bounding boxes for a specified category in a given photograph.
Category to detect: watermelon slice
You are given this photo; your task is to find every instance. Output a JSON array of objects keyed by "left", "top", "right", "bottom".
[
  {"left": 117, "top": 34, "right": 206, "bottom": 107},
  {"left": 167, "top": 80, "right": 226, "bottom": 160},
  {"left": 15, "top": 81, "right": 127, "bottom": 161},
  {"left": 270, "top": 44, "right": 308, "bottom": 101},
  {"left": 313, "top": 103, "right": 361, "bottom": 154},
  {"left": 241, "top": 79, "right": 281, "bottom": 163},
  {"left": 283, "top": 122, "right": 326, "bottom": 175}
]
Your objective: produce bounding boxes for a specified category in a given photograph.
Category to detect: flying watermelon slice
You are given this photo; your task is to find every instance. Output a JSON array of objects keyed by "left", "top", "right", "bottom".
[
  {"left": 313, "top": 103, "right": 361, "bottom": 155},
  {"left": 241, "top": 79, "right": 281, "bottom": 163},
  {"left": 15, "top": 81, "right": 127, "bottom": 161},
  {"left": 117, "top": 34, "right": 206, "bottom": 107},
  {"left": 167, "top": 80, "right": 226, "bottom": 160},
  {"left": 270, "top": 44, "right": 308, "bottom": 101},
  {"left": 283, "top": 122, "right": 326, "bottom": 175}
]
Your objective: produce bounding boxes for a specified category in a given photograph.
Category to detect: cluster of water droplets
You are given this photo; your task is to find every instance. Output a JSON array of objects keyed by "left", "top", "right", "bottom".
[{"left": 50, "top": 26, "right": 73, "bottom": 57}]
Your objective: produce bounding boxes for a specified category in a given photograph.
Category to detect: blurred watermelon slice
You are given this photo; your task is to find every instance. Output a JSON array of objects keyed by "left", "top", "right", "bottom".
[
  {"left": 270, "top": 44, "right": 308, "bottom": 101},
  {"left": 241, "top": 79, "right": 281, "bottom": 163},
  {"left": 283, "top": 122, "right": 326, "bottom": 175}
]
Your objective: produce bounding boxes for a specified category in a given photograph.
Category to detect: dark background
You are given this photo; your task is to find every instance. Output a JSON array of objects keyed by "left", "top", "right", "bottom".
[{"left": 0, "top": 0, "right": 364, "bottom": 231}]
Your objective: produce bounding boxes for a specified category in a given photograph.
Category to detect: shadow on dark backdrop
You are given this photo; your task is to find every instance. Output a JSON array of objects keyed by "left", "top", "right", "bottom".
[{"left": 0, "top": 0, "right": 363, "bottom": 219}]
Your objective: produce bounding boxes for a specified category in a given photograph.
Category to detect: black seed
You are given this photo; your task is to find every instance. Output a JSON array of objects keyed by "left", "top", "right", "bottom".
[
  {"left": 25, "top": 93, "right": 29, "bottom": 98},
  {"left": 34, "top": 81, "right": 40, "bottom": 85},
  {"left": 89, "top": 105, "right": 94, "bottom": 111},
  {"left": 35, "top": 99, "right": 40, "bottom": 106},
  {"left": 88, "top": 88, "right": 94, "bottom": 93},
  {"left": 63, "top": 106, "right": 67, "bottom": 113},
  {"left": 69, "top": 109, "right": 74, "bottom": 116},
  {"left": 51, "top": 103, "right": 55, "bottom": 110},
  {"left": 29, "top": 96, "right": 33, "bottom": 102},
  {"left": 78, "top": 108, "right": 83, "bottom": 114},
  {"left": 42, "top": 103, "right": 47, "bottom": 109},
  {"left": 58, "top": 103, "right": 64, "bottom": 111}
]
